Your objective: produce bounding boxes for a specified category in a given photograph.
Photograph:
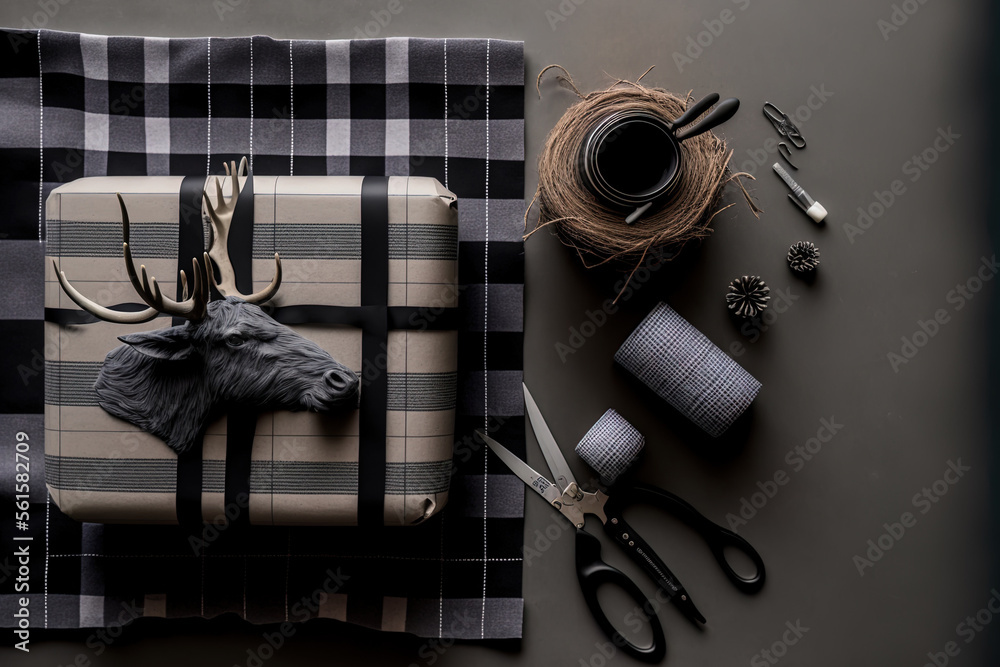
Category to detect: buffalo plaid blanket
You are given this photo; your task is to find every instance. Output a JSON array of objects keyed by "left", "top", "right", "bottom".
[{"left": 0, "top": 29, "right": 525, "bottom": 639}]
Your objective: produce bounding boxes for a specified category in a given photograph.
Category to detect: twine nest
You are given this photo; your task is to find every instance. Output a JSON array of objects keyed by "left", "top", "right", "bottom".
[{"left": 526, "top": 65, "right": 760, "bottom": 289}]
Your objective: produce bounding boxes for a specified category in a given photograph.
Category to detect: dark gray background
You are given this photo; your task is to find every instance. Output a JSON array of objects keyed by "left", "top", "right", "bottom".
[{"left": 3, "top": 0, "right": 997, "bottom": 665}]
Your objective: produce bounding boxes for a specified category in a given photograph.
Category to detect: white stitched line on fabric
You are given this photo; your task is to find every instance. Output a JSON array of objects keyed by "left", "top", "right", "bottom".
[
  {"left": 443, "top": 39, "right": 448, "bottom": 190},
  {"left": 288, "top": 40, "right": 294, "bottom": 176},
  {"left": 37, "top": 30, "right": 43, "bottom": 242},
  {"left": 200, "top": 556, "right": 205, "bottom": 616},
  {"left": 40, "top": 31, "right": 49, "bottom": 627},
  {"left": 49, "top": 554, "right": 523, "bottom": 561},
  {"left": 284, "top": 529, "right": 291, "bottom": 621},
  {"left": 202, "top": 35, "right": 212, "bottom": 619},
  {"left": 271, "top": 182, "right": 277, "bottom": 524},
  {"left": 44, "top": 490, "right": 50, "bottom": 628},
  {"left": 206, "top": 37, "right": 212, "bottom": 176},
  {"left": 481, "top": 37, "right": 490, "bottom": 641},
  {"left": 438, "top": 515, "right": 445, "bottom": 638},
  {"left": 249, "top": 37, "right": 254, "bottom": 172},
  {"left": 404, "top": 178, "right": 410, "bottom": 521},
  {"left": 243, "top": 557, "right": 248, "bottom": 620},
  {"left": 439, "top": 39, "right": 449, "bottom": 639}
]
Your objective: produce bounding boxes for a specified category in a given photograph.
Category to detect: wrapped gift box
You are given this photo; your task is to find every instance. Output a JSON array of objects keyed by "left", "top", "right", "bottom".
[{"left": 43, "top": 172, "right": 458, "bottom": 526}]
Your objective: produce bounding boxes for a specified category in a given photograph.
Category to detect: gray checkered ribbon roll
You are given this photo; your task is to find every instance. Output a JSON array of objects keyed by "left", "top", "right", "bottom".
[
  {"left": 575, "top": 409, "right": 645, "bottom": 485},
  {"left": 615, "top": 302, "right": 761, "bottom": 437}
]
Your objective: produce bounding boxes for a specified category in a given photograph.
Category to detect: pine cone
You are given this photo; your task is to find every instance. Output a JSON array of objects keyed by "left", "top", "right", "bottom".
[
  {"left": 726, "top": 275, "right": 770, "bottom": 318},
  {"left": 787, "top": 241, "right": 820, "bottom": 273}
]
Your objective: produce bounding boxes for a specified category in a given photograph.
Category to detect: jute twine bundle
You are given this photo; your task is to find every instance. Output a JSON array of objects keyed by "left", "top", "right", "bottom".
[{"left": 526, "top": 65, "right": 761, "bottom": 293}]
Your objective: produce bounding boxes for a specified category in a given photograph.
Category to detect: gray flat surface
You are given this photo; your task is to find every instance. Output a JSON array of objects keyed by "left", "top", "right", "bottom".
[{"left": 2, "top": 0, "right": 997, "bottom": 665}]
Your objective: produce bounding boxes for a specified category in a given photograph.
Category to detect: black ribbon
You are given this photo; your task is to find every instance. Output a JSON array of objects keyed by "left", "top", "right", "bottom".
[
  {"left": 271, "top": 304, "right": 459, "bottom": 331},
  {"left": 358, "top": 176, "right": 390, "bottom": 527},
  {"left": 224, "top": 406, "right": 256, "bottom": 529},
  {"left": 176, "top": 175, "right": 207, "bottom": 326},
  {"left": 175, "top": 176, "right": 209, "bottom": 530},
  {"left": 175, "top": 431, "right": 206, "bottom": 530},
  {"left": 229, "top": 165, "right": 255, "bottom": 295},
  {"left": 221, "top": 168, "right": 258, "bottom": 529}
]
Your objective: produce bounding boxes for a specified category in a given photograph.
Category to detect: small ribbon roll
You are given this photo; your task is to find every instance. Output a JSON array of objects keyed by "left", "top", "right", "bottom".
[{"left": 575, "top": 409, "right": 645, "bottom": 486}]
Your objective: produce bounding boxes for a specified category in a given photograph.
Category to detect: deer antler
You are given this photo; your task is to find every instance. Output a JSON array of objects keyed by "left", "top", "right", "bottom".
[
  {"left": 53, "top": 194, "right": 211, "bottom": 324},
  {"left": 203, "top": 157, "right": 282, "bottom": 304}
]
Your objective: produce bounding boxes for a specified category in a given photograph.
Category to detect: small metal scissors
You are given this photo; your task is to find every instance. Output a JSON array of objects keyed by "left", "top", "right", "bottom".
[
  {"left": 763, "top": 101, "right": 806, "bottom": 149},
  {"left": 476, "top": 384, "right": 765, "bottom": 663}
]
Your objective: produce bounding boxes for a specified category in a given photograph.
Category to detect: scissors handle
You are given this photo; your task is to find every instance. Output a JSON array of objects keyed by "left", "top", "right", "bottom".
[
  {"left": 625, "top": 483, "right": 766, "bottom": 593},
  {"left": 575, "top": 528, "right": 667, "bottom": 663},
  {"left": 669, "top": 92, "right": 719, "bottom": 132},
  {"left": 601, "top": 496, "right": 706, "bottom": 624}
]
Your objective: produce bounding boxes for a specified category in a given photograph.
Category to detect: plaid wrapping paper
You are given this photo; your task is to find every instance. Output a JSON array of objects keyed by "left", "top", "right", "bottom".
[
  {"left": 45, "top": 174, "right": 459, "bottom": 526},
  {"left": 0, "top": 30, "right": 526, "bottom": 639}
]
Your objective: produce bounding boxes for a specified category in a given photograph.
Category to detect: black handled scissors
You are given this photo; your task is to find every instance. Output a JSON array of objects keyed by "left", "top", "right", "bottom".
[{"left": 475, "top": 384, "right": 765, "bottom": 663}]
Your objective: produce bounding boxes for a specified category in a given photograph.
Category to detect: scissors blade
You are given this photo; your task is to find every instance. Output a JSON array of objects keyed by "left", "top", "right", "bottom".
[
  {"left": 523, "top": 383, "right": 577, "bottom": 491},
  {"left": 476, "top": 430, "right": 563, "bottom": 506}
]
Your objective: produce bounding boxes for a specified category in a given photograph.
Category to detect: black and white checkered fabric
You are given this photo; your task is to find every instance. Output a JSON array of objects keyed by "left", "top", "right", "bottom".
[
  {"left": 0, "top": 29, "right": 525, "bottom": 639},
  {"left": 615, "top": 302, "right": 760, "bottom": 438},
  {"left": 574, "top": 409, "right": 645, "bottom": 486}
]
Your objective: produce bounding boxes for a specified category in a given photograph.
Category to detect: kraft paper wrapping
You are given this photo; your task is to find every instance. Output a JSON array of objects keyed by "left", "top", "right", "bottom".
[{"left": 44, "top": 175, "right": 458, "bottom": 526}]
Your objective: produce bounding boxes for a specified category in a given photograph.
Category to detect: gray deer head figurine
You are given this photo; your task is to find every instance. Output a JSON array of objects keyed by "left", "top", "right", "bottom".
[{"left": 52, "top": 158, "right": 360, "bottom": 454}]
